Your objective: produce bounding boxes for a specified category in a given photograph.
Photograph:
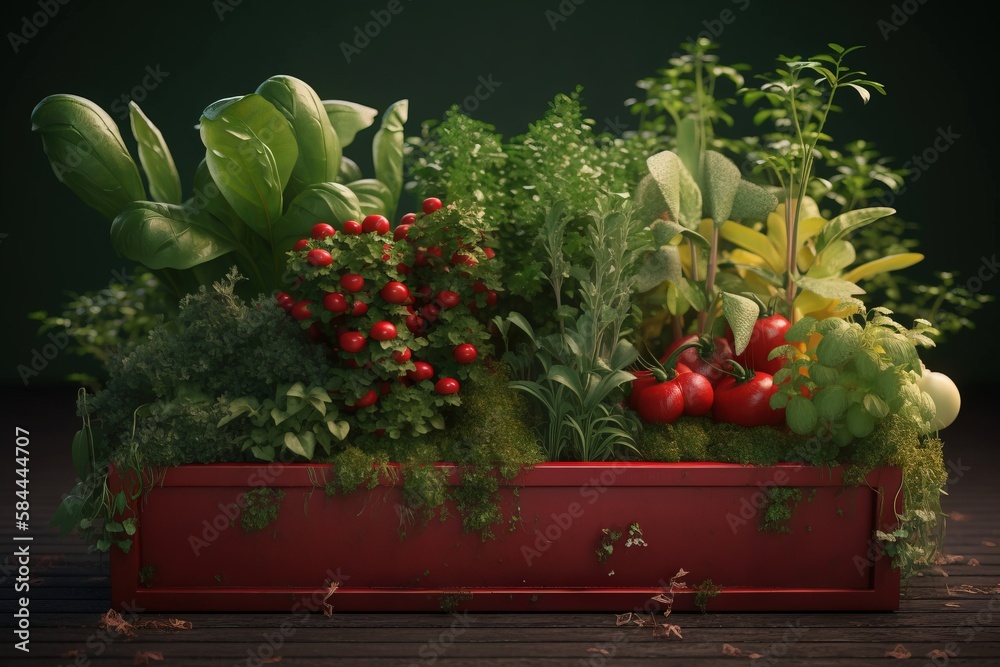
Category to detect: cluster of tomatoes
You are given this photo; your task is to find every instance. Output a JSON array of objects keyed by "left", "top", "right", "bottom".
[
  {"left": 274, "top": 198, "right": 502, "bottom": 438},
  {"left": 630, "top": 314, "right": 792, "bottom": 428}
]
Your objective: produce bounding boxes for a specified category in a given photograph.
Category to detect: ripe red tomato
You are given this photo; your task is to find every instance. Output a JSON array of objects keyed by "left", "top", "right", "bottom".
[
  {"left": 338, "top": 331, "right": 367, "bottom": 354},
  {"left": 355, "top": 389, "right": 378, "bottom": 408},
  {"left": 323, "top": 292, "right": 348, "bottom": 313},
  {"left": 435, "top": 378, "right": 460, "bottom": 395},
  {"left": 453, "top": 344, "right": 478, "bottom": 364},
  {"left": 350, "top": 301, "right": 368, "bottom": 317},
  {"left": 635, "top": 379, "right": 684, "bottom": 424},
  {"left": 340, "top": 273, "right": 365, "bottom": 292},
  {"left": 293, "top": 239, "right": 310, "bottom": 251},
  {"left": 421, "top": 304, "right": 440, "bottom": 322},
  {"left": 399, "top": 213, "right": 417, "bottom": 225},
  {"left": 472, "top": 281, "right": 488, "bottom": 294},
  {"left": 380, "top": 281, "right": 410, "bottom": 303},
  {"left": 393, "top": 224, "right": 411, "bottom": 241},
  {"left": 728, "top": 314, "right": 791, "bottom": 376},
  {"left": 291, "top": 300, "right": 314, "bottom": 321},
  {"left": 405, "top": 314, "right": 425, "bottom": 334},
  {"left": 485, "top": 291, "right": 498, "bottom": 306},
  {"left": 427, "top": 246, "right": 443, "bottom": 258},
  {"left": 713, "top": 371, "right": 785, "bottom": 427},
  {"left": 660, "top": 335, "right": 735, "bottom": 386},
  {"left": 407, "top": 361, "right": 435, "bottom": 383},
  {"left": 675, "top": 371, "right": 714, "bottom": 416},
  {"left": 391, "top": 347, "right": 412, "bottom": 363},
  {"left": 362, "top": 214, "right": 390, "bottom": 235},
  {"left": 437, "top": 290, "right": 460, "bottom": 308},
  {"left": 311, "top": 223, "right": 336, "bottom": 240},
  {"left": 396, "top": 262, "right": 412, "bottom": 275},
  {"left": 307, "top": 249, "right": 333, "bottom": 267},
  {"left": 370, "top": 321, "right": 398, "bottom": 341},
  {"left": 342, "top": 220, "right": 362, "bottom": 235},
  {"left": 422, "top": 197, "right": 443, "bottom": 214},
  {"left": 275, "top": 292, "right": 295, "bottom": 312}
]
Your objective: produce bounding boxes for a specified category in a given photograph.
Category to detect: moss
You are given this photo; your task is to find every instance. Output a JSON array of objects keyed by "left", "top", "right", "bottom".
[
  {"left": 240, "top": 488, "right": 285, "bottom": 533},
  {"left": 759, "top": 487, "right": 803, "bottom": 533},
  {"left": 636, "top": 417, "right": 801, "bottom": 465},
  {"left": 328, "top": 446, "right": 392, "bottom": 494},
  {"left": 139, "top": 565, "right": 155, "bottom": 588},
  {"left": 694, "top": 579, "right": 722, "bottom": 613},
  {"left": 438, "top": 592, "right": 473, "bottom": 613}
]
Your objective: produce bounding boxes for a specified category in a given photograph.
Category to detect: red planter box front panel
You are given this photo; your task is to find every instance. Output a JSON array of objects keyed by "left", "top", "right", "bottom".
[{"left": 110, "top": 462, "right": 902, "bottom": 612}]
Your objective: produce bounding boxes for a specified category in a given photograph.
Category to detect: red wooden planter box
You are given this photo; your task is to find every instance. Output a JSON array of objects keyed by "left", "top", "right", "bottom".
[{"left": 109, "top": 462, "right": 902, "bottom": 613}]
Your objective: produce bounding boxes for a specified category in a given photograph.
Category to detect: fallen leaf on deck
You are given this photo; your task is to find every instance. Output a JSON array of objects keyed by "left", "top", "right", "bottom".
[
  {"left": 653, "top": 623, "right": 683, "bottom": 639},
  {"left": 722, "top": 643, "right": 742, "bottom": 656},
  {"left": 321, "top": 580, "right": 341, "bottom": 617},
  {"left": 944, "top": 603, "right": 961, "bottom": 608},
  {"left": 949, "top": 512, "right": 969, "bottom": 521},
  {"left": 926, "top": 649, "right": 957, "bottom": 659},
  {"left": 885, "top": 643, "right": 911, "bottom": 659},
  {"left": 100, "top": 609, "right": 137, "bottom": 637},
  {"left": 748, "top": 653, "right": 764, "bottom": 659},
  {"left": 935, "top": 554, "right": 964, "bottom": 565},
  {"left": 261, "top": 658, "right": 282, "bottom": 664},
  {"left": 60, "top": 649, "right": 82, "bottom": 658},
  {"left": 947, "top": 584, "right": 1000, "bottom": 595},
  {"left": 968, "top": 558, "right": 980, "bottom": 567},
  {"left": 133, "top": 651, "right": 163, "bottom": 665},
  {"left": 927, "top": 566, "right": 950, "bottom": 577},
  {"left": 586, "top": 647, "right": 610, "bottom": 655},
  {"left": 136, "top": 617, "right": 193, "bottom": 631},
  {"left": 983, "top": 541, "right": 997, "bottom": 547},
  {"left": 615, "top": 613, "right": 637, "bottom": 627}
]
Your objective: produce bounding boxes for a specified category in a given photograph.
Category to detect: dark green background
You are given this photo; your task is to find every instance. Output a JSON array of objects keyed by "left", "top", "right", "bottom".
[{"left": 1, "top": 0, "right": 996, "bottom": 390}]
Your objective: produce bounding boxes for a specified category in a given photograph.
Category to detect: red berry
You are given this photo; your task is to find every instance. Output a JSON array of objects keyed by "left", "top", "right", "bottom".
[
  {"left": 380, "top": 281, "right": 410, "bottom": 304},
  {"left": 422, "top": 197, "right": 443, "bottom": 214},
  {"left": 275, "top": 292, "right": 295, "bottom": 312},
  {"left": 437, "top": 290, "right": 460, "bottom": 308},
  {"left": 391, "top": 347, "right": 412, "bottom": 363},
  {"left": 293, "top": 238, "right": 310, "bottom": 251},
  {"left": 338, "top": 331, "right": 366, "bottom": 354},
  {"left": 413, "top": 252, "right": 429, "bottom": 268},
  {"left": 381, "top": 253, "right": 391, "bottom": 261},
  {"left": 415, "top": 285, "right": 433, "bottom": 302},
  {"left": 355, "top": 389, "right": 378, "bottom": 408},
  {"left": 351, "top": 301, "right": 368, "bottom": 317},
  {"left": 435, "top": 378, "right": 460, "bottom": 395},
  {"left": 484, "top": 247, "right": 496, "bottom": 259},
  {"left": 343, "top": 220, "right": 362, "bottom": 235},
  {"left": 323, "top": 292, "right": 348, "bottom": 313},
  {"left": 397, "top": 262, "right": 412, "bottom": 275},
  {"left": 486, "top": 290, "right": 498, "bottom": 306},
  {"left": 405, "top": 314, "right": 425, "bottom": 334},
  {"left": 427, "top": 246, "right": 443, "bottom": 258},
  {"left": 421, "top": 303, "right": 440, "bottom": 322},
  {"left": 340, "top": 273, "right": 365, "bottom": 292},
  {"left": 362, "top": 214, "right": 390, "bottom": 235},
  {"left": 400, "top": 213, "right": 417, "bottom": 225},
  {"left": 291, "top": 300, "right": 314, "bottom": 321},
  {"left": 307, "top": 249, "right": 333, "bottom": 266},
  {"left": 407, "top": 361, "right": 435, "bottom": 383},
  {"left": 370, "top": 321, "right": 398, "bottom": 341},
  {"left": 453, "top": 344, "right": 478, "bottom": 364},
  {"left": 393, "top": 224, "right": 412, "bottom": 241},
  {"left": 472, "top": 281, "right": 488, "bottom": 294},
  {"left": 311, "top": 223, "right": 336, "bottom": 240}
]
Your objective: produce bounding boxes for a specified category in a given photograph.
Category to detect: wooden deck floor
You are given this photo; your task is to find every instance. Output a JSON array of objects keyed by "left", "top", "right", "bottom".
[{"left": 2, "top": 386, "right": 999, "bottom": 666}]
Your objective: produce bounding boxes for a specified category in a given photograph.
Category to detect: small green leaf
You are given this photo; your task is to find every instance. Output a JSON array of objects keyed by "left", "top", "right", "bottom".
[
  {"left": 322, "top": 99, "right": 378, "bottom": 147},
  {"left": 863, "top": 393, "right": 890, "bottom": 418},
  {"left": 71, "top": 428, "right": 91, "bottom": 478},
  {"left": 786, "top": 395, "right": 819, "bottom": 434},
  {"left": 770, "top": 392, "right": 789, "bottom": 410},
  {"left": 284, "top": 432, "right": 310, "bottom": 459},
  {"left": 114, "top": 492, "right": 126, "bottom": 515},
  {"left": 116, "top": 539, "right": 132, "bottom": 553},
  {"left": 814, "top": 384, "right": 848, "bottom": 420},
  {"left": 635, "top": 245, "right": 682, "bottom": 293},
  {"left": 784, "top": 316, "right": 817, "bottom": 343},
  {"left": 699, "top": 151, "right": 741, "bottom": 227},
  {"left": 122, "top": 518, "right": 137, "bottom": 536},
  {"left": 815, "top": 327, "right": 861, "bottom": 366},
  {"left": 105, "top": 521, "right": 124, "bottom": 533},
  {"left": 721, "top": 292, "right": 760, "bottom": 355},
  {"left": 674, "top": 276, "right": 708, "bottom": 311},
  {"left": 814, "top": 207, "right": 894, "bottom": 254},
  {"left": 810, "top": 364, "right": 839, "bottom": 387},
  {"left": 372, "top": 99, "right": 408, "bottom": 220},
  {"left": 129, "top": 102, "right": 182, "bottom": 204},
  {"left": 796, "top": 276, "right": 865, "bottom": 299}
]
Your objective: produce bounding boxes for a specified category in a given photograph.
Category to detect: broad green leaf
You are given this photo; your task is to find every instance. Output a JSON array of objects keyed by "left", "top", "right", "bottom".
[
  {"left": 71, "top": 428, "right": 90, "bottom": 479},
  {"left": 721, "top": 291, "right": 760, "bottom": 355},
  {"left": 327, "top": 419, "right": 350, "bottom": 441},
  {"left": 699, "top": 151, "right": 741, "bottom": 227},
  {"left": 784, "top": 316, "right": 817, "bottom": 343},
  {"left": 635, "top": 245, "right": 682, "bottom": 292},
  {"left": 372, "top": 99, "right": 408, "bottom": 220},
  {"left": 31, "top": 94, "right": 145, "bottom": 219},
  {"left": 128, "top": 102, "right": 181, "bottom": 204},
  {"left": 677, "top": 163, "right": 703, "bottom": 230},
  {"left": 644, "top": 151, "right": 682, "bottom": 223},
  {"left": 338, "top": 156, "right": 362, "bottom": 182},
  {"left": 814, "top": 207, "right": 895, "bottom": 254},
  {"left": 719, "top": 221, "right": 784, "bottom": 272},
  {"left": 322, "top": 99, "right": 378, "bottom": 147},
  {"left": 546, "top": 365, "right": 585, "bottom": 400},
  {"left": 728, "top": 179, "right": 778, "bottom": 221},
  {"left": 650, "top": 219, "right": 685, "bottom": 245},
  {"left": 796, "top": 276, "right": 865, "bottom": 299},
  {"left": 814, "top": 384, "right": 848, "bottom": 419},
  {"left": 257, "top": 75, "right": 341, "bottom": 194},
  {"left": 200, "top": 94, "right": 298, "bottom": 245},
  {"left": 284, "top": 432, "right": 315, "bottom": 459},
  {"left": 842, "top": 253, "right": 924, "bottom": 283},
  {"left": 251, "top": 445, "right": 276, "bottom": 461},
  {"left": 110, "top": 201, "right": 234, "bottom": 269},
  {"left": 278, "top": 182, "right": 363, "bottom": 248},
  {"left": 286, "top": 382, "right": 307, "bottom": 398},
  {"left": 815, "top": 327, "right": 861, "bottom": 366},
  {"left": 114, "top": 491, "right": 127, "bottom": 515},
  {"left": 863, "top": 393, "right": 890, "bottom": 418},
  {"left": 347, "top": 178, "right": 394, "bottom": 218},
  {"left": 633, "top": 173, "right": 667, "bottom": 224},
  {"left": 675, "top": 116, "right": 700, "bottom": 176},
  {"left": 844, "top": 83, "right": 872, "bottom": 104},
  {"left": 808, "top": 240, "right": 856, "bottom": 278},
  {"left": 674, "top": 276, "right": 708, "bottom": 311}
]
